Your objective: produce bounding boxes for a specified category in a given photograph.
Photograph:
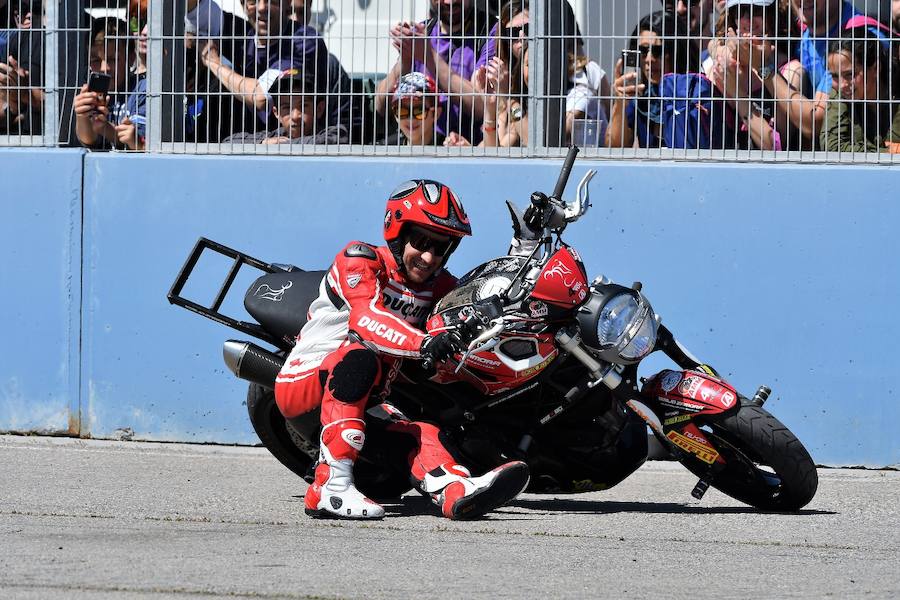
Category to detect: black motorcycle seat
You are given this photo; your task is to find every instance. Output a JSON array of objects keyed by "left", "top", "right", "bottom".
[{"left": 244, "top": 269, "right": 327, "bottom": 342}]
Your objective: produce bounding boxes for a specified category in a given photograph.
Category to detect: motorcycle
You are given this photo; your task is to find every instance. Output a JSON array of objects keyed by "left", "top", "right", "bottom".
[{"left": 168, "top": 147, "right": 818, "bottom": 511}]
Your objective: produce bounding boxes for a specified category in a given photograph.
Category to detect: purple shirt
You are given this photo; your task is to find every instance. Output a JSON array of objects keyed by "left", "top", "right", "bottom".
[{"left": 412, "top": 21, "right": 496, "bottom": 142}]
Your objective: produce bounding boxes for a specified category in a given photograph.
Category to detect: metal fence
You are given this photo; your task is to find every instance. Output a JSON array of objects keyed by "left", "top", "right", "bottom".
[{"left": 1, "top": 0, "right": 898, "bottom": 163}]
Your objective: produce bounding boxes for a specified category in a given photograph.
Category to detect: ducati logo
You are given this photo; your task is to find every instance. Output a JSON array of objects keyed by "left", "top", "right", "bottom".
[
  {"left": 346, "top": 274, "right": 362, "bottom": 289},
  {"left": 543, "top": 259, "right": 577, "bottom": 287},
  {"left": 253, "top": 281, "right": 292, "bottom": 302}
]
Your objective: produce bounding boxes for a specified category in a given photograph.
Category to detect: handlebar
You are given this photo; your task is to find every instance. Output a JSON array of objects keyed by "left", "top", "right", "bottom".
[{"left": 551, "top": 145, "right": 580, "bottom": 201}]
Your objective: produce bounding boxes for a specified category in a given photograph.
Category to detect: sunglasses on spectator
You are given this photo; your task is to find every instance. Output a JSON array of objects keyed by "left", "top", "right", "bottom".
[
  {"left": 394, "top": 103, "right": 432, "bottom": 121},
  {"left": 406, "top": 228, "right": 453, "bottom": 256},
  {"left": 506, "top": 24, "right": 529, "bottom": 39},
  {"left": 638, "top": 44, "right": 665, "bottom": 58}
]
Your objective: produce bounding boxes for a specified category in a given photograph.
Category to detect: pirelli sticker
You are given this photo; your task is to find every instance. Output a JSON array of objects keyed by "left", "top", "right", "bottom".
[{"left": 666, "top": 430, "right": 720, "bottom": 465}]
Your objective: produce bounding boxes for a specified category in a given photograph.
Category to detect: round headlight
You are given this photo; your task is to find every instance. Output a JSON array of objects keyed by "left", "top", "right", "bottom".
[{"left": 577, "top": 285, "right": 658, "bottom": 364}]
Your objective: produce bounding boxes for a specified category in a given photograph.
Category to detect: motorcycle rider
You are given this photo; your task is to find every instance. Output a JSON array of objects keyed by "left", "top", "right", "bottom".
[{"left": 274, "top": 179, "right": 530, "bottom": 520}]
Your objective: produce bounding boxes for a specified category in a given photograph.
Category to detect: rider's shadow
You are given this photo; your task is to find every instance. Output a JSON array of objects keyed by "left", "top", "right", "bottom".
[{"left": 507, "top": 497, "right": 835, "bottom": 516}]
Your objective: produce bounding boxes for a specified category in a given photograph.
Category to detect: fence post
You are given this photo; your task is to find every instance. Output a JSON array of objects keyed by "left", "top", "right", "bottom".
[
  {"left": 147, "top": 0, "right": 164, "bottom": 152},
  {"left": 42, "top": 0, "right": 58, "bottom": 146},
  {"left": 529, "top": 0, "right": 545, "bottom": 156}
]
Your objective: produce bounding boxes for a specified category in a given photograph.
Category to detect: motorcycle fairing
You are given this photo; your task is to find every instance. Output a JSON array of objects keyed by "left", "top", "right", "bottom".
[
  {"left": 429, "top": 332, "right": 559, "bottom": 395},
  {"left": 643, "top": 369, "right": 740, "bottom": 419},
  {"left": 529, "top": 246, "right": 589, "bottom": 308}
]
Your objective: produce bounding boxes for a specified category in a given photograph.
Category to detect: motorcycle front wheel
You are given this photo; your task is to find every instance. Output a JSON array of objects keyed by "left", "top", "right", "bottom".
[{"left": 676, "top": 403, "right": 818, "bottom": 511}]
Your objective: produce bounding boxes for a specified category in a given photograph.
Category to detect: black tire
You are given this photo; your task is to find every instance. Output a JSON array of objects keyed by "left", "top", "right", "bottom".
[
  {"left": 677, "top": 404, "right": 818, "bottom": 511},
  {"left": 246, "top": 383, "right": 315, "bottom": 480},
  {"left": 246, "top": 383, "right": 412, "bottom": 500}
]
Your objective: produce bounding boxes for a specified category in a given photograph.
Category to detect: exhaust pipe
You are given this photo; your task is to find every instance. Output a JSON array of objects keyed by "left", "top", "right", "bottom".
[{"left": 223, "top": 340, "right": 286, "bottom": 389}]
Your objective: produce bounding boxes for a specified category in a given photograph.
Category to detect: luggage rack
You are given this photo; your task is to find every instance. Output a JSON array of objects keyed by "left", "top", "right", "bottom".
[{"left": 167, "top": 237, "right": 284, "bottom": 348}]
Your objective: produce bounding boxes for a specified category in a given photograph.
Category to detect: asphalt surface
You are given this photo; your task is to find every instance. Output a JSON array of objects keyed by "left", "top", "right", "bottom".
[{"left": 1, "top": 434, "right": 897, "bottom": 600}]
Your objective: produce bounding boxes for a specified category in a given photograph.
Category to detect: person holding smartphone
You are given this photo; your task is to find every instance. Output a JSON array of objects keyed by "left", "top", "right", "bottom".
[
  {"left": 607, "top": 10, "right": 688, "bottom": 148},
  {"left": 73, "top": 17, "right": 146, "bottom": 150}
]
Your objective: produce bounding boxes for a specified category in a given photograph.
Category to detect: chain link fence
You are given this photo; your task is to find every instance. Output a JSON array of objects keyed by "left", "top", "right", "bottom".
[{"left": 1, "top": 0, "right": 898, "bottom": 162}]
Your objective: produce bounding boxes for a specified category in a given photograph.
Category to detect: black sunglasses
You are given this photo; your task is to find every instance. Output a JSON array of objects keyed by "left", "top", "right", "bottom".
[
  {"left": 638, "top": 43, "right": 665, "bottom": 58},
  {"left": 505, "top": 24, "right": 529, "bottom": 39},
  {"left": 407, "top": 228, "right": 454, "bottom": 257}
]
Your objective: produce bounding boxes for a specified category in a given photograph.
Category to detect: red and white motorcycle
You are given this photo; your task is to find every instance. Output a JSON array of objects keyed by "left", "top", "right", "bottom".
[{"left": 170, "top": 147, "right": 818, "bottom": 510}]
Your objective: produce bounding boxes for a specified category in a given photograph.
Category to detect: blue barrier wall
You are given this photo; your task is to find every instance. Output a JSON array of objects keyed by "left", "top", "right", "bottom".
[
  {"left": 3, "top": 150, "right": 898, "bottom": 466},
  {"left": 0, "top": 149, "right": 83, "bottom": 435}
]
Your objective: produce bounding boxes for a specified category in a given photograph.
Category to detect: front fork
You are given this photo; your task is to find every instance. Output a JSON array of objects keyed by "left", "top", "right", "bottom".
[{"left": 554, "top": 324, "right": 773, "bottom": 500}]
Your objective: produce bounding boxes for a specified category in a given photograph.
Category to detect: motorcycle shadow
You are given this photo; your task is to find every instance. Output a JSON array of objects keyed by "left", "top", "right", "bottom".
[{"left": 507, "top": 498, "right": 835, "bottom": 516}]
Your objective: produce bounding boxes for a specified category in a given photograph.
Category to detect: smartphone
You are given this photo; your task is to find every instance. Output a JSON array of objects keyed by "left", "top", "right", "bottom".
[
  {"left": 621, "top": 49, "right": 642, "bottom": 86},
  {"left": 87, "top": 71, "right": 112, "bottom": 95}
]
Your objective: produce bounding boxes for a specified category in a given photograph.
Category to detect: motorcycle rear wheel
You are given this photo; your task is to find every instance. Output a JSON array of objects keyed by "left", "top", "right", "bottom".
[
  {"left": 246, "top": 383, "right": 413, "bottom": 500},
  {"left": 676, "top": 404, "right": 818, "bottom": 511}
]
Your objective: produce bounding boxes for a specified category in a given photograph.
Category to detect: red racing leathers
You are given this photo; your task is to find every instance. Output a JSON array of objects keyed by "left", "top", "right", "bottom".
[
  {"left": 275, "top": 241, "right": 455, "bottom": 419},
  {"left": 273, "top": 241, "right": 467, "bottom": 510}
]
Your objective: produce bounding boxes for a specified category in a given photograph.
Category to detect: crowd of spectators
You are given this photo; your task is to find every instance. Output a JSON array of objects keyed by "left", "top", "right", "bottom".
[{"left": 1, "top": 0, "right": 899, "bottom": 154}]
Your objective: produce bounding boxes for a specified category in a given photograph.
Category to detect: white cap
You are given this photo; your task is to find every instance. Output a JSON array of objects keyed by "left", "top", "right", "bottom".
[{"left": 725, "top": 0, "right": 775, "bottom": 9}]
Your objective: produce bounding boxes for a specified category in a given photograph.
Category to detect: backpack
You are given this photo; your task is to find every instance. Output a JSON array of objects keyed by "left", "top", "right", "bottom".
[{"left": 658, "top": 72, "right": 737, "bottom": 150}]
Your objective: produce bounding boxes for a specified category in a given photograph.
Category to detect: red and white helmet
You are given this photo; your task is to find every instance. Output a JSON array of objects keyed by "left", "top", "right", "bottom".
[{"left": 384, "top": 179, "right": 472, "bottom": 268}]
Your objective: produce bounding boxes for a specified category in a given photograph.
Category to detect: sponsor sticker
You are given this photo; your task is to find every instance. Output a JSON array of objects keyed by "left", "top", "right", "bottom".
[
  {"left": 721, "top": 391, "right": 735, "bottom": 408},
  {"left": 519, "top": 354, "right": 555, "bottom": 377},
  {"left": 528, "top": 301, "right": 548, "bottom": 318},
  {"left": 346, "top": 274, "right": 362, "bottom": 289},
  {"left": 666, "top": 430, "right": 719, "bottom": 464},
  {"left": 663, "top": 414, "right": 693, "bottom": 426},
  {"left": 679, "top": 376, "right": 703, "bottom": 399},
  {"left": 403, "top": 200, "right": 413, "bottom": 210},
  {"left": 660, "top": 370, "right": 683, "bottom": 393}
]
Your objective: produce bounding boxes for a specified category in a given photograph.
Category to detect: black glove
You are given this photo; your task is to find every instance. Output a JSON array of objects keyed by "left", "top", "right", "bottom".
[
  {"left": 523, "top": 192, "right": 549, "bottom": 231},
  {"left": 420, "top": 331, "right": 464, "bottom": 364}
]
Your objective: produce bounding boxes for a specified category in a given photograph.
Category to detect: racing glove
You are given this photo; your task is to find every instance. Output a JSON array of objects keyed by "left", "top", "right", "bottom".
[{"left": 420, "top": 331, "right": 464, "bottom": 363}]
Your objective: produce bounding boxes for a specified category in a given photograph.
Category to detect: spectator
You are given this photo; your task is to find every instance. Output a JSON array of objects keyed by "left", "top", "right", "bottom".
[
  {"left": 707, "top": 0, "right": 801, "bottom": 150},
  {"left": 382, "top": 72, "right": 445, "bottom": 147},
  {"left": 283, "top": 0, "right": 358, "bottom": 140},
  {"left": 198, "top": 0, "right": 328, "bottom": 132},
  {"left": 72, "top": 18, "right": 147, "bottom": 150},
  {"left": 443, "top": 0, "right": 531, "bottom": 148},
  {"left": 0, "top": 0, "right": 41, "bottom": 134},
  {"left": 182, "top": 15, "right": 242, "bottom": 143},
  {"left": 820, "top": 25, "right": 900, "bottom": 152},
  {"left": 894, "top": 0, "right": 900, "bottom": 34},
  {"left": 732, "top": 0, "right": 890, "bottom": 146},
  {"left": 607, "top": 11, "right": 687, "bottom": 148},
  {"left": 375, "top": 0, "right": 495, "bottom": 144},
  {"left": 128, "top": 0, "right": 147, "bottom": 77},
  {"left": 566, "top": 50, "right": 610, "bottom": 146},
  {"left": 663, "top": 0, "right": 708, "bottom": 72},
  {"left": 223, "top": 66, "right": 347, "bottom": 145}
]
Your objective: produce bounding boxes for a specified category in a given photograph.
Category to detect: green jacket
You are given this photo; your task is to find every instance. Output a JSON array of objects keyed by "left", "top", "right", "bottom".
[{"left": 820, "top": 90, "right": 900, "bottom": 152}]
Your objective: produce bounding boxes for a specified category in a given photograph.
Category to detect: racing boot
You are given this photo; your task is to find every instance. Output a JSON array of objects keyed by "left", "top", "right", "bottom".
[
  {"left": 415, "top": 461, "right": 530, "bottom": 520},
  {"left": 304, "top": 418, "right": 385, "bottom": 520}
]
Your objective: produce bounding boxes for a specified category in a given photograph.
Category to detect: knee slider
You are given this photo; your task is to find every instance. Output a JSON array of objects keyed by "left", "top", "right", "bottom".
[{"left": 327, "top": 348, "right": 381, "bottom": 403}]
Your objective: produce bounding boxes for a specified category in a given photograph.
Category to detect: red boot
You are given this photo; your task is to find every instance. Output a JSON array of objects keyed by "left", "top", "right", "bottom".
[
  {"left": 416, "top": 461, "right": 530, "bottom": 520},
  {"left": 304, "top": 419, "right": 385, "bottom": 520}
]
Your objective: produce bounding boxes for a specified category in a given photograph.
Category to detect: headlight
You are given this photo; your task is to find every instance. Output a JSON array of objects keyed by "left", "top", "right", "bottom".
[{"left": 577, "top": 285, "right": 658, "bottom": 364}]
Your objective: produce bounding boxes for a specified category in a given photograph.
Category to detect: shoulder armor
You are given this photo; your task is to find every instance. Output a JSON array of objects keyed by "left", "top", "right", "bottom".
[{"left": 344, "top": 242, "right": 378, "bottom": 260}]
